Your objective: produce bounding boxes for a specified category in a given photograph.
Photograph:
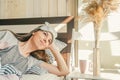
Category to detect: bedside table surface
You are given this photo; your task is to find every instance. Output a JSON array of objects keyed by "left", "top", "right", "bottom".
[{"left": 66, "top": 71, "right": 108, "bottom": 80}]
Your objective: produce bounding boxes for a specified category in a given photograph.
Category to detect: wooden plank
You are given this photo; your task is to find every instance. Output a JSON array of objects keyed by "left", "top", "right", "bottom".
[
  {"left": 33, "top": 0, "right": 41, "bottom": 17},
  {"left": 5, "top": 0, "right": 25, "bottom": 18},
  {"left": 58, "top": 0, "right": 67, "bottom": 16},
  {"left": 66, "top": 0, "right": 71, "bottom": 16},
  {"left": 6, "top": 0, "right": 11, "bottom": 18},
  {"left": 0, "top": 0, "right": 26, "bottom": 19},
  {"left": 40, "top": 0, "right": 49, "bottom": 17},
  {"left": 0, "top": 0, "right": 71, "bottom": 18},
  {"left": 0, "top": 0, "right": 6, "bottom": 19},
  {"left": 19, "top": 0, "right": 26, "bottom": 18},
  {"left": 49, "top": 0, "right": 58, "bottom": 17},
  {"left": 6, "top": 0, "right": 15, "bottom": 18},
  {"left": 26, "top": 0, "right": 34, "bottom": 17},
  {"left": 66, "top": 0, "right": 77, "bottom": 16}
]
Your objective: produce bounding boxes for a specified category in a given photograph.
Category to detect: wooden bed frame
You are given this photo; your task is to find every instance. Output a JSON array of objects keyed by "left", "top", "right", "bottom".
[{"left": 0, "top": 16, "right": 74, "bottom": 69}]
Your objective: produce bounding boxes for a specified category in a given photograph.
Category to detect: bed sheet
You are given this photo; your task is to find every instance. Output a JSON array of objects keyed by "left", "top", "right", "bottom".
[{"left": 21, "top": 73, "right": 63, "bottom": 80}]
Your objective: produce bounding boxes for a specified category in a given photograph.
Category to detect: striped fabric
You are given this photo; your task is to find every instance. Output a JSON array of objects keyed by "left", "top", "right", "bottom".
[
  {"left": 0, "top": 64, "right": 22, "bottom": 76},
  {"left": 25, "top": 65, "right": 48, "bottom": 75}
]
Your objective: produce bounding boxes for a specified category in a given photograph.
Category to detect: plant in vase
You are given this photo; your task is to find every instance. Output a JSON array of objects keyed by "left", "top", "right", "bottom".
[{"left": 78, "top": 0, "right": 120, "bottom": 76}]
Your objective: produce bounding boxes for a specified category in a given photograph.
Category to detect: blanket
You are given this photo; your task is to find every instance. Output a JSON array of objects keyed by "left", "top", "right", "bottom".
[
  {"left": 21, "top": 73, "right": 63, "bottom": 80},
  {"left": 0, "top": 74, "right": 19, "bottom": 80},
  {"left": 0, "top": 73, "right": 63, "bottom": 80}
]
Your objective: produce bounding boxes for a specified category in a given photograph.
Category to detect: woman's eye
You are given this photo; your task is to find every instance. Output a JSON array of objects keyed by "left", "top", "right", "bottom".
[
  {"left": 43, "top": 31, "right": 47, "bottom": 36},
  {"left": 49, "top": 40, "right": 53, "bottom": 45}
]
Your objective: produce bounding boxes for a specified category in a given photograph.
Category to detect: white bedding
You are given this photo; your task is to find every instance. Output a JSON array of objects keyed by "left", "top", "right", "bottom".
[
  {"left": 21, "top": 73, "right": 63, "bottom": 80},
  {"left": 0, "top": 73, "right": 63, "bottom": 80},
  {"left": 0, "top": 74, "right": 19, "bottom": 80}
]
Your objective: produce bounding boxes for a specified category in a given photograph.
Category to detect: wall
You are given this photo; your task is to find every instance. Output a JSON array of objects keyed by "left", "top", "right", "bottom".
[{"left": 0, "top": 0, "right": 76, "bottom": 19}]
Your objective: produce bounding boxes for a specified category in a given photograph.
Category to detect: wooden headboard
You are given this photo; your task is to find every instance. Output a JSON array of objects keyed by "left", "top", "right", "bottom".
[{"left": 0, "top": 16, "right": 74, "bottom": 68}]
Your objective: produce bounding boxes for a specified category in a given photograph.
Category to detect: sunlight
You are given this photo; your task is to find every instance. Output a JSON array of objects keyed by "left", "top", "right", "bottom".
[
  {"left": 100, "top": 32, "right": 118, "bottom": 41},
  {"left": 54, "top": 23, "right": 66, "bottom": 32},
  {"left": 114, "top": 63, "right": 120, "bottom": 68},
  {"left": 78, "top": 50, "right": 93, "bottom": 60},
  {"left": 108, "top": 11, "right": 120, "bottom": 56},
  {"left": 110, "top": 40, "right": 120, "bottom": 56},
  {"left": 108, "top": 13, "right": 120, "bottom": 32},
  {"left": 100, "top": 72, "right": 120, "bottom": 80},
  {"left": 78, "top": 22, "right": 118, "bottom": 41},
  {"left": 55, "top": 24, "right": 66, "bottom": 32},
  {"left": 78, "top": 22, "right": 95, "bottom": 41}
]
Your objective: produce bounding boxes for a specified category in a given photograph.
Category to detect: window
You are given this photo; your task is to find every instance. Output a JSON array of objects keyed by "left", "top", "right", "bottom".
[{"left": 108, "top": 11, "right": 120, "bottom": 56}]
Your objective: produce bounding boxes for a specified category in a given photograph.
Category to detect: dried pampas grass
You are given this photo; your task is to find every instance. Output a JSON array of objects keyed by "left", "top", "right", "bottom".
[
  {"left": 100, "top": 0, "right": 120, "bottom": 17},
  {"left": 83, "top": 0, "right": 120, "bottom": 24}
]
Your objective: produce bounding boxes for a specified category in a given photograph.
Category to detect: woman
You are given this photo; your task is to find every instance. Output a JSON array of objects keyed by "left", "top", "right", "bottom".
[{"left": 0, "top": 23, "right": 69, "bottom": 77}]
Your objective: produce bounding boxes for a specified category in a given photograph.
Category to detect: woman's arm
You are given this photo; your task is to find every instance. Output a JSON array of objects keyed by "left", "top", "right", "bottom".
[{"left": 39, "top": 44, "right": 69, "bottom": 76}]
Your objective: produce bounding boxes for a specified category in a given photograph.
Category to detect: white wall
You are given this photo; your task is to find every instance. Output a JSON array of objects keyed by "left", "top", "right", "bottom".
[{"left": 0, "top": 0, "right": 76, "bottom": 19}]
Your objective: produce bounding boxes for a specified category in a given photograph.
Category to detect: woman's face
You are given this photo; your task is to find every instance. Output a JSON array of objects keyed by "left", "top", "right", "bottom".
[{"left": 32, "top": 30, "right": 53, "bottom": 50}]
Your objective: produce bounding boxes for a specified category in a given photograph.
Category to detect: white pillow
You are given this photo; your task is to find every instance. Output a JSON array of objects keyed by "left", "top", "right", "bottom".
[
  {"left": 45, "top": 39, "right": 67, "bottom": 63},
  {"left": 54, "top": 39, "right": 67, "bottom": 51}
]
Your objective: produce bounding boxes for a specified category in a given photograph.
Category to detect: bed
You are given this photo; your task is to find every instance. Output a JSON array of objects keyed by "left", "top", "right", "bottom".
[{"left": 0, "top": 16, "right": 74, "bottom": 80}]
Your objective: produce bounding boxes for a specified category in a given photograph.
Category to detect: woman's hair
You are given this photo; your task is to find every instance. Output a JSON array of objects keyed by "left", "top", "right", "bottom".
[
  {"left": 0, "top": 28, "right": 41, "bottom": 42},
  {"left": 30, "top": 50, "right": 50, "bottom": 63}
]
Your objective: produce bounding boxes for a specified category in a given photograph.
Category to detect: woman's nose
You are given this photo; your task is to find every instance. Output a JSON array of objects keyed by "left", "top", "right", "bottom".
[
  {"left": 43, "top": 39, "right": 47, "bottom": 43},
  {"left": 43, "top": 37, "right": 49, "bottom": 44}
]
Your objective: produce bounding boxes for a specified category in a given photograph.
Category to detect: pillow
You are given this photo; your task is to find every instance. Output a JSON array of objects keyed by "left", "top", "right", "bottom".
[
  {"left": 45, "top": 39, "right": 67, "bottom": 63},
  {"left": 54, "top": 39, "right": 67, "bottom": 51}
]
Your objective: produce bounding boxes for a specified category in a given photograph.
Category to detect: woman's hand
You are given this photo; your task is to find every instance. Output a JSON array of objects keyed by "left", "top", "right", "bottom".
[{"left": 47, "top": 43, "right": 59, "bottom": 52}]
